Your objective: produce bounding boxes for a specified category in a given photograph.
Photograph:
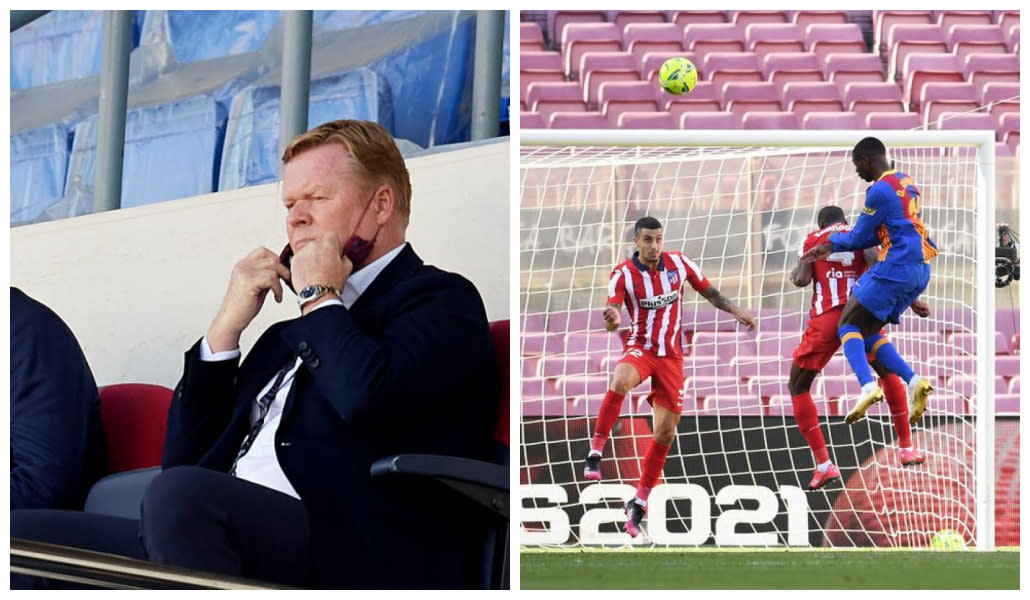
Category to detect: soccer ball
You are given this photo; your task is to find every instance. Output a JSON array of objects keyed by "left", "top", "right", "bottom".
[
  {"left": 658, "top": 57, "right": 698, "bottom": 96},
  {"left": 929, "top": 529, "right": 967, "bottom": 551}
]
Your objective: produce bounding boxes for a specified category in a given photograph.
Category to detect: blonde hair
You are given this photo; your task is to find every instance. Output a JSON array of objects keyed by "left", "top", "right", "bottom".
[{"left": 282, "top": 120, "right": 411, "bottom": 220}]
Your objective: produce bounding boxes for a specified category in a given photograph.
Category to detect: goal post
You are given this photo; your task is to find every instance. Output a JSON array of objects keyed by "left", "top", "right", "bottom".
[{"left": 519, "top": 129, "right": 996, "bottom": 551}]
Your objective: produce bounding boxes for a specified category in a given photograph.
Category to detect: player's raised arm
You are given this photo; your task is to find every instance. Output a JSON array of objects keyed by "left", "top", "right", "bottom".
[{"left": 699, "top": 285, "right": 756, "bottom": 330}]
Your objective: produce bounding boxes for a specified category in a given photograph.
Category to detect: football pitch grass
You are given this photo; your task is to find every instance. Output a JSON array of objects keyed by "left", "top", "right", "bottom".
[{"left": 520, "top": 547, "right": 1020, "bottom": 589}]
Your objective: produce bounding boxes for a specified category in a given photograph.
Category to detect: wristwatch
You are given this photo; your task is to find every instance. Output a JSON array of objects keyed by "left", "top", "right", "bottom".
[{"left": 297, "top": 284, "right": 340, "bottom": 307}]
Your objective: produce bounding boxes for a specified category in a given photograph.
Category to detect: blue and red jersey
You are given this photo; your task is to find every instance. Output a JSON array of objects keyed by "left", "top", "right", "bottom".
[{"left": 828, "top": 169, "right": 939, "bottom": 264}]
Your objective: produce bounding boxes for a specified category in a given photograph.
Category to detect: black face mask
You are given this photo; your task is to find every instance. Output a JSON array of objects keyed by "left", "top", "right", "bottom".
[{"left": 342, "top": 190, "right": 381, "bottom": 270}]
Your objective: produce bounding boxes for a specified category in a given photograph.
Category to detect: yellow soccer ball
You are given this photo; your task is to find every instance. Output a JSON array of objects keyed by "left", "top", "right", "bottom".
[
  {"left": 658, "top": 56, "right": 698, "bottom": 96},
  {"left": 929, "top": 529, "right": 967, "bottom": 551}
]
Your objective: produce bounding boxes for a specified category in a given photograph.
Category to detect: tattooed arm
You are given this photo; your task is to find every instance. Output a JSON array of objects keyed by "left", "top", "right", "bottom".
[{"left": 700, "top": 285, "right": 756, "bottom": 331}]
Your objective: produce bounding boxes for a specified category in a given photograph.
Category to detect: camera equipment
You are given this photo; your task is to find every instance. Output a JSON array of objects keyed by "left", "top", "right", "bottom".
[{"left": 995, "top": 224, "right": 1020, "bottom": 288}]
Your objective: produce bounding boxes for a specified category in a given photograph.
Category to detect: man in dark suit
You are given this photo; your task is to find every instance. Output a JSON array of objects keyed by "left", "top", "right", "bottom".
[
  {"left": 11, "top": 120, "right": 498, "bottom": 589},
  {"left": 10, "top": 287, "right": 107, "bottom": 510}
]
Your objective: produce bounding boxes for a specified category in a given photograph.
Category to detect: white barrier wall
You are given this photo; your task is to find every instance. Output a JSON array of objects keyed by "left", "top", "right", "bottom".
[{"left": 10, "top": 139, "right": 510, "bottom": 388}]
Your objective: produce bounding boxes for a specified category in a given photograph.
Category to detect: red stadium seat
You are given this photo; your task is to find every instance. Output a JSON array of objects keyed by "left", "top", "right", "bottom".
[
  {"left": 548, "top": 111, "right": 608, "bottom": 128},
  {"left": 936, "top": 10, "right": 994, "bottom": 30},
  {"left": 703, "top": 52, "right": 764, "bottom": 89},
  {"left": 97, "top": 383, "right": 173, "bottom": 474},
  {"left": 901, "top": 53, "right": 964, "bottom": 112},
  {"left": 998, "top": 113, "right": 1019, "bottom": 147},
  {"left": 803, "top": 111, "right": 863, "bottom": 129},
  {"left": 521, "top": 23, "right": 546, "bottom": 51},
  {"left": 684, "top": 23, "right": 746, "bottom": 56},
  {"left": 745, "top": 23, "right": 805, "bottom": 57},
  {"left": 792, "top": 11, "right": 848, "bottom": 28},
  {"left": 995, "top": 356, "right": 1021, "bottom": 378},
  {"left": 981, "top": 81, "right": 1020, "bottom": 121},
  {"left": 549, "top": 10, "right": 607, "bottom": 49},
  {"left": 934, "top": 112, "right": 996, "bottom": 131},
  {"left": 756, "top": 331, "right": 801, "bottom": 358},
  {"left": 722, "top": 81, "right": 781, "bottom": 116},
  {"left": 762, "top": 51, "right": 824, "bottom": 83},
  {"left": 887, "top": 25, "right": 950, "bottom": 82},
  {"left": 667, "top": 11, "right": 727, "bottom": 29},
  {"left": 679, "top": 111, "right": 738, "bottom": 130},
  {"left": 994, "top": 394, "right": 1020, "bottom": 416},
  {"left": 823, "top": 53, "right": 886, "bottom": 84},
  {"left": 804, "top": 24, "right": 867, "bottom": 61},
  {"left": 520, "top": 51, "right": 566, "bottom": 99},
  {"left": 781, "top": 81, "right": 844, "bottom": 116},
  {"left": 865, "top": 112, "right": 923, "bottom": 130},
  {"left": 920, "top": 81, "right": 980, "bottom": 127},
  {"left": 622, "top": 23, "right": 685, "bottom": 63},
  {"left": 562, "top": 23, "right": 623, "bottom": 79}
]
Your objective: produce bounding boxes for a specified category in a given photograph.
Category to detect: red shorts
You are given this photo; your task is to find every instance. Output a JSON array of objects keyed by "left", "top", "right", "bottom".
[
  {"left": 792, "top": 307, "right": 880, "bottom": 371},
  {"left": 617, "top": 347, "right": 684, "bottom": 414}
]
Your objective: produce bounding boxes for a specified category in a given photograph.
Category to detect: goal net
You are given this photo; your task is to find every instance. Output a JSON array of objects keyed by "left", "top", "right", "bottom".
[{"left": 519, "top": 130, "right": 996, "bottom": 550}]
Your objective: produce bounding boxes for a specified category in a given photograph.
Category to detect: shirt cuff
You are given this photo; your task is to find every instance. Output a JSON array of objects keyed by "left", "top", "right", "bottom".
[
  {"left": 308, "top": 297, "right": 344, "bottom": 312},
  {"left": 199, "top": 337, "right": 242, "bottom": 362}
]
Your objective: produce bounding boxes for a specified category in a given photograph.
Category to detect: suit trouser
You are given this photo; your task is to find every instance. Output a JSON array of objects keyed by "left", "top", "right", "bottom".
[{"left": 11, "top": 465, "right": 310, "bottom": 589}]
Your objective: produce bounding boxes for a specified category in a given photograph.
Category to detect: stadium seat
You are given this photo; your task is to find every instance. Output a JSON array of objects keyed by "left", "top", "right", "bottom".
[
  {"left": 767, "top": 394, "right": 833, "bottom": 416},
  {"left": 553, "top": 374, "right": 610, "bottom": 399},
  {"left": 565, "top": 331, "right": 623, "bottom": 355},
  {"left": 865, "top": 112, "right": 923, "bottom": 129},
  {"left": 994, "top": 394, "right": 1020, "bottom": 416},
  {"left": 1011, "top": 334, "right": 1020, "bottom": 355},
  {"left": 754, "top": 308, "right": 802, "bottom": 334},
  {"left": 728, "top": 11, "right": 789, "bottom": 27},
  {"left": 521, "top": 22, "right": 546, "bottom": 50},
  {"left": 995, "top": 356, "right": 1020, "bottom": 378},
  {"left": 745, "top": 23, "right": 805, "bottom": 57},
  {"left": 607, "top": 10, "right": 666, "bottom": 31},
  {"left": 936, "top": 10, "right": 994, "bottom": 30},
  {"left": 947, "top": 24, "right": 1008, "bottom": 61},
  {"left": 727, "top": 355, "right": 790, "bottom": 379},
  {"left": 782, "top": 81, "right": 844, "bottom": 116},
  {"left": 887, "top": 24, "right": 950, "bottom": 80},
  {"left": 757, "top": 332, "right": 801, "bottom": 358},
  {"left": 617, "top": 112, "right": 677, "bottom": 129},
  {"left": 692, "top": 331, "right": 758, "bottom": 363},
  {"left": 9, "top": 124, "right": 71, "bottom": 225},
  {"left": 741, "top": 112, "right": 798, "bottom": 128},
  {"left": 703, "top": 52, "right": 764, "bottom": 89},
  {"left": 622, "top": 23, "right": 685, "bottom": 63},
  {"left": 722, "top": 81, "right": 782, "bottom": 116},
  {"left": 803, "top": 111, "right": 863, "bottom": 129},
  {"left": 818, "top": 376, "right": 857, "bottom": 402},
  {"left": 762, "top": 52, "right": 824, "bottom": 83},
  {"left": 995, "top": 10, "right": 1020, "bottom": 33},
  {"left": 521, "top": 111, "right": 545, "bottom": 129},
  {"left": 934, "top": 112, "right": 996, "bottom": 131},
  {"left": 679, "top": 111, "right": 739, "bottom": 130},
  {"left": 981, "top": 82, "right": 1020, "bottom": 122},
  {"left": 925, "top": 393, "right": 968, "bottom": 416},
  {"left": 683, "top": 355, "right": 724, "bottom": 378},
  {"left": 947, "top": 374, "right": 1008, "bottom": 397},
  {"left": 1005, "top": 25, "right": 1019, "bottom": 52},
  {"left": 920, "top": 81, "right": 980, "bottom": 127},
  {"left": 748, "top": 375, "right": 791, "bottom": 399},
  {"left": 963, "top": 52, "right": 1020, "bottom": 86},
  {"left": 598, "top": 81, "right": 659, "bottom": 120},
  {"left": 526, "top": 81, "right": 587, "bottom": 118},
  {"left": 874, "top": 10, "right": 934, "bottom": 57},
  {"left": 823, "top": 53, "right": 886, "bottom": 84},
  {"left": 562, "top": 23, "right": 623, "bottom": 79},
  {"left": 548, "top": 111, "right": 608, "bottom": 128},
  {"left": 843, "top": 81, "right": 906, "bottom": 115},
  {"left": 580, "top": 51, "right": 640, "bottom": 106},
  {"left": 371, "top": 319, "right": 510, "bottom": 589},
  {"left": 548, "top": 308, "right": 606, "bottom": 333},
  {"left": 549, "top": 10, "right": 607, "bottom": 49},
  {"left": 536, "top": 355, "right": 594, "bottom": 378},
  {"left": 522, "top": 332, "right": 563, "bottom": 355},
  {"left": 901, "top": 53, "right": 964, "bottom": 112},
  {"left": 792, "top": 11, "right": 848, "bottom": 28},
  {"left": 683, "top": 23, "right": 747, "bottom": 56},
  {"left": 667, "top": 11, "right": 727, "bottom": 29},
  {"left": 804, "top": 24, "right": 867, "bottom": 61},
  {"left": 686, "top": 375, "right": 745, "bottom": 400},
  {"left": 83, "top": 383, "right": 173, "bottom": 519},
  {"left": 1009, "top": 375, "right": 1020, "bottom": 394},
  {"left": 701, "top": 394, "right": 766, "bottom": 416},
  {"left": 998, "top": 113, "right": 1019, "bottom": 148},
  {"left": 640, "top": 50, "right": 699, "bottom": 81}
]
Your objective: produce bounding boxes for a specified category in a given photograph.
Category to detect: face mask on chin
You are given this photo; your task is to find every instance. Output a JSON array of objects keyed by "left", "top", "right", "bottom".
[{"left": 343, "top": 189, "right": 381, "bottom": 271}]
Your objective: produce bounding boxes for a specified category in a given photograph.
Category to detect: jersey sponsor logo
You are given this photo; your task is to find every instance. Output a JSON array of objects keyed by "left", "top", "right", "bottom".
[
  {"left": 863, "top": 206, "right": 876, "bottom": 215},
  {"left": 639, "top": 290, "right": 680, "bottom": 310},
  {"left": 623, "top": 348, "right": 644, "bottom": 359},
  {"left": 666, "top": 270, "right": 680, "bottom": 288}
]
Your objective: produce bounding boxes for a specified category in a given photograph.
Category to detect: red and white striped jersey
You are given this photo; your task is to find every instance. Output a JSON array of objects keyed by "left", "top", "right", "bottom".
[
  {"left": 607, "top": 250, "right": 710, "bottom": 358},
  {"left": 800, "top": 222, "right": 869, "bottom": 317}
]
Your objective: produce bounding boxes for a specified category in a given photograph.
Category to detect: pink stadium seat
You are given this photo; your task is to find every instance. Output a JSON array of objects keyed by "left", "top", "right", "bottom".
[
  {"left": 1011, "top": 333, "right": 1020, "bottom": 355},
  {"left": 521, "top": 376, "right": 551, "bottom": 399},
  {"left": 692, "top": 331, "right": 758, "bottom": 363},
  {"left": 888, "top": 25, "right": 951, "bottom": 82},
  {"left": 963, "top": 53, "right": 1020, "bottom": 86},
  {"left": 580, "top": 51, "right": 640, "bottom": 106},
  {"left": 889, "top": 331, "right": 943, "bottom": 364},
  {"left": 617, "top": 111, "right": 677, "bottom": 129},
  {"left": 522, "top": 357, "right": 540, "bottom": 378},
  {"left": 920, "top": 81, "right": 980, "bottom": 127},
  {"left": 548, "top": 112, "right": 608, "bottom": 129},
  {"left": 565, "top": 331, "right": 623, "bottom": 355},
  {"left": 741, "top": 111, "right": 795, "bottom": 129},
  {"left": 553, "top": 374, "right": 610, "bottom": 399},
  {"left": 520, "top": 69, "right": 567, "bottom": 100},
  {"left": 745, "top": 23, "right": 805, "bottom": 57},
  {"left": 1009, "top": 375, "right": 1020, "bottom": 394},
  {"left": 663, "top": 81, "right": 721, "bottom": 113},
  {"left": 685, "top": 308, "right": 749, "bottom": 333},
  {"left": 934, "top": 112, "right": 996, "bottom": 131},
  {"left": 874, "top": 11, "right": 934, "bottom": 56},
  {"left": 728, "top": 355, "right": 791, "bottom": 379},
  {"left": 549, "top": 10, "right": 607, "bottom": 48},
  {"left": 803, "top": 112, "right": 863, "bottom": 129},
  {"left": 755, "top": 308, "right": 802, "bottom": 334},
  {"left": 1006, "top": 25, "right": 1019, "bottom": 52},
  {"left": 521, "top": 332, "right": 562, "bottom": 355},
  {"left": 537, "top": 355, "right": 594, "bottom": 378},
  {"left": 947, "top": 331, "right": 1010, "bottom": 356},
  {"left": 998, "top": 113, "right": 1019, "bottom": 147},
  {"left": 703, "top": 52, "right": 764, "bottom": 88},
  {"left": 781, "top": 81, "right": 844, "bottom": 116},
  {"left": 562, "top": 23, "right": 624, "bottom": 79},
  {"left": 521, "top": 50, "right": 564, "bottom": 73},
  {"left": 927, "top": 355, "right": 976, "bottom": 380},
  {"left": 748, "top": 375, "right": 791, "bottom": 398},
  {"left": 863, "top": 111, "right": 922, "bottom": 129},
  {"left": 792, "top": 11, "right": 848, "bottom": 28},
  {"left": 994, "top": 394, "right": 1019, "bottom": 416},
  {"left": 622, "top": 23, "right": 684, "bottom": 63},
  {"left": 947, "top": 24, "right": 1009, "bottom": 61},
  {"left": 679, "top": 111, "right": 738, "bottom": 129},
  {"left": 682, "top": 355, "right": 723, "bottom": 378},
  {"left": 722, "top": 81, "right": 782, "bottom": 116},
  {"left": 686, "top": 376, "right": 745, "bottom": 400},
  {"left": 702, "top": 394, "right": 766, "bottom": 416},
  {"left": 804, "top": 24, "right": 867, "bottom": 61},
  {"left": 526, "top": 82, "right": 587, "bottom": 119},
  {"left": 902, "top": 53, "right": 964, "bottom": 111},
  {"left": 823, "top": 53, "right": 886, "bottom": 84},
  {"left": 994, "top": 142, "right": 1015, "bottom": 158},
  {"left": 520, "top": 397, "right": 570, "bottom": 418},
  {"left": 757, "top": 331, "right": 801, "bottom": 358},
  {"left": 762, "top": 52, "right": 824, "bottom": 83},
  {"left": 981, "top": 82, "right": 1020, "bottom": 121},
  {"left": 667, "top": 11, "right": 728, "bottom": 29},
  {"left": 947, "top": 374, "right": 1008, "bottom": 397},
  {"left": 548, "top": 308, "right": 605, "bottom": 333},
  {"left": 995, "top": 356, "right": 1020, "bottom": 378},
  {"left": 729, "top": 11, "right": 789, "bottom": 27},
  {"left": 996, "top": 10, "right": 1020, "bottom": 30},
  {"left": 936, "top": 10, "right": 994, "bottom": 30},
  {"left": 640, "top": 50, "right": 699, "bottom": 80},
  {"left": 819, "top": 376, "right": 856, "bottom": 400},
  {"left": 767, "top": 394, "right": 833, "bottom": 416},
  {"left": 823, "top": 355, "right": 850, "bottom": 378},
  {"left": 598, "top": 80, "right": 659, "bottom": 119},
  {"left": 684, "top": 23, "right": 746, "bottom": 56},
  {"left": 607, "top": 10, "right": 666, "bottom": 31},
  {"left": 521, "top": 111, "right": 545, "bottom": 129},
  {"left": 522, "top": 313, "right": 546, "bottom": 333},
  {"left": 521, "top": 23, "right": 546, "bottom": 51},
  {"left": 843, "top": 81, "right": 907, "bottom": 115},
  {"left": 926, "top": 393, "right": 968, "bottom": 416}
]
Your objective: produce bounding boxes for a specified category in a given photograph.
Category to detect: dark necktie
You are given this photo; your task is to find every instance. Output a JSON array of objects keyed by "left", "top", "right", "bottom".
[{"left": 229, "top": 361, "right": 294, "bottom": 476}]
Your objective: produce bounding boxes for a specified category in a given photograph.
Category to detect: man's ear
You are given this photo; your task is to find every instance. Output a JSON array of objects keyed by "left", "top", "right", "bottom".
[{"left": 374, "top": 185, "right": 396, "bottom": 226}]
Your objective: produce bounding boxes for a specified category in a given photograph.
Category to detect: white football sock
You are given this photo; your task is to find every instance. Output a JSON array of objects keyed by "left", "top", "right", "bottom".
[
  {"left": 817, "top": 460, "right": 833, "bottom": 472},
  {"left": 861, "top": 381, "right": 879, "bottom": 397}
]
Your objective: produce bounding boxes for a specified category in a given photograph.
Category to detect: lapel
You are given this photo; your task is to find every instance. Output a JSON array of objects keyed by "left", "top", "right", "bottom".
[{"left": 349, "top": 242, "right": 423, "bottom": 318}]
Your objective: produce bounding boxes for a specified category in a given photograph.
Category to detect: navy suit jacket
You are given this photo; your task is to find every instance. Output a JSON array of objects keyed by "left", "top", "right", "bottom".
[
  {"left": 10, "top": 287, "right": 107, "bottom": 510},
  {"left": 163, "top": 244, "right": 498, "bottom": 588}
]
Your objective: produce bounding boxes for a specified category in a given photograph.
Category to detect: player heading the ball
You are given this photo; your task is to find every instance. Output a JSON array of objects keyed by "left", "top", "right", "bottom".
[
  {"left": 585, "top": 216, "right": 756, "bottom": 538},
  {"left": 789, "top": 205, "right": 930, "bottom": 491},
  {"left": 801, "top": 137, "right": 937, "bottom": 428}
]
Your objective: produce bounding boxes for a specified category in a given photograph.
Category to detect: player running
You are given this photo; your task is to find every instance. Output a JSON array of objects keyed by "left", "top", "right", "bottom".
[
  {"left": 790, "top": 205, "right": 930, "bottom": 491},
  {"left": 802, "top": 137, "right": 937, "bottom": 429},
  {"left": 584, "top": 216, "right": 756, "bottom": 538}
]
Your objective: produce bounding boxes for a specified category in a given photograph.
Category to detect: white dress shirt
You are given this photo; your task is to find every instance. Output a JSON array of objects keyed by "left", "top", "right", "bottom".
[{"left": 199, "top": 242, "right": 406, "bottom": 499}]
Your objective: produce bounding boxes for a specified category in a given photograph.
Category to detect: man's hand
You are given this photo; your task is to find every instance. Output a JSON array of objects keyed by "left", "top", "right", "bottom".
[
  {"left": 800, "top": 242, "right": 833, "bottom": 264},
  {"left": 602, "top": 306, "right": 621, "bottom": 332},
  {"left": 291, "top": 233, "right": 353, "bottom": 314},
  {"left": 207, "top": 247, "right": 292, "bottom": 352},
  {"left": 733, "top": 307, "right": 757, "bottom": 331},
  {"left": 910, "top": 299, "right": 931, "bottom": 318}
]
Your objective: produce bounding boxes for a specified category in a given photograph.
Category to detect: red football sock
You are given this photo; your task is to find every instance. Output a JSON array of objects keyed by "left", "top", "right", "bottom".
[
  {"left": 590, "top": 390, "right": 626, "bottom": 454},
  {"left": 791, "top": 393, "right": 830, "bottom": 464},
  {"left": 882, "top": 374, "right": 912, "bottom": 448},
  {"left": 635, "top": 440, "right": 672, "bottom": 504}
]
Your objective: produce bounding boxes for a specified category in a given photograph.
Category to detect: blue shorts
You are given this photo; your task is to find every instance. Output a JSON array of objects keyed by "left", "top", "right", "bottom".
[{"left": 851, "top": 261, "right": 930, "bottom": 325}]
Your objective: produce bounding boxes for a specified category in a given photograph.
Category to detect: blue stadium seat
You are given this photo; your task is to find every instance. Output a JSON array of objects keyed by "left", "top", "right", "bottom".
[
  {"left": 64, "top": 96, "right": 227, "bottom": 212},
  {"left": 9, "top": 124, "right": 72, "bottom": 224},
  {"left": 141, "top": 10, "right": 280, "bottom": 64},
  {"left": 219, "top": 68, "right": 394, "bottom": 191}
]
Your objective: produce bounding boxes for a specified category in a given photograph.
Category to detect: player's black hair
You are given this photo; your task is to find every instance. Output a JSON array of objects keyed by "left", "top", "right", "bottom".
[
  {"left": 853, "top": 136, "right": 887, "bottom": 158},
  {"left": 634, "top": 216, "right": 663, "bottom": 235},
  {"left": 817, "top": 205, "right": 847, "bottom": 229}
]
